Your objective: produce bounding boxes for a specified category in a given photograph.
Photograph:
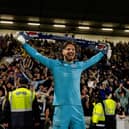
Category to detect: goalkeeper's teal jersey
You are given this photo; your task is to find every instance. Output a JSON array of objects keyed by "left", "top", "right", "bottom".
[{"left": 23, "top": 43, "right": 104, "bottom": 106}]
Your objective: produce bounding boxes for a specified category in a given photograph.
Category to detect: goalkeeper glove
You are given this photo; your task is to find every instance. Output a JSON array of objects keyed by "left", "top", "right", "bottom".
[
  {"left": 15, "top": 31, "right": 30, "bottom": 45},
  {"left": 96, "top": 43, "right": 112, "bottom": 60}
]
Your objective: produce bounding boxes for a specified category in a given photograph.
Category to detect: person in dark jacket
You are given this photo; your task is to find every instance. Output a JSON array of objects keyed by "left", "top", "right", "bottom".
[{"left": 0, "top": 87, "right": 10, "bottom": 129}]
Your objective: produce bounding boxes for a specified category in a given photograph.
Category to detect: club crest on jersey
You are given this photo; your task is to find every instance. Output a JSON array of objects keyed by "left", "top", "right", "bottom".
[
  {"left": 71, "top": 64, "right": 77, "bottom": 68},
  {"left": 63, "top": 64, "right": 68, "bottom": 66}
]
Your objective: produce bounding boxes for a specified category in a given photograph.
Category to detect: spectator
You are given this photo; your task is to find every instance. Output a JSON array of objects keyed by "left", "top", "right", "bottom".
[
  {"left": 90, "top": 93, "right": 105, "bottom": 129},
  {"left": 114, "top": 81, "right": 129, "bottom": 114},
  {"left": 104, "top": 93, "right": 116, "bottom": 129},
  {"left": 0, "top": 87, "right": 10, "bottom": 129},
  {"left": 116, "top": 101, "right": 126, "bottom": 119}
]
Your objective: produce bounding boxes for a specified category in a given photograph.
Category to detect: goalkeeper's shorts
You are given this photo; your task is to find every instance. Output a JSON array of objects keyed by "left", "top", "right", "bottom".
[{"left": 53, "top": 105, "right": 86, "bottom": 129}]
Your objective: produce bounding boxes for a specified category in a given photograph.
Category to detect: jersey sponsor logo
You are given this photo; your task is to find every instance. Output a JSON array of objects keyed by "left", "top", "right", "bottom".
[{"left": 16, "top": 91, "right": 27, "bottom": 95}]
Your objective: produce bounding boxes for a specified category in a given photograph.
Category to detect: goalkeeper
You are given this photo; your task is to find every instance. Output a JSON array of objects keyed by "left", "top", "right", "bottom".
[{"left": 16, "top": 33, "right": 111, "bottom": 129}]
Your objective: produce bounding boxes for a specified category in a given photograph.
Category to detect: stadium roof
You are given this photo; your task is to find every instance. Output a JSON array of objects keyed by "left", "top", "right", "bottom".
[{"left": 0, "top": 0, "right": 129, "bottom": 37}]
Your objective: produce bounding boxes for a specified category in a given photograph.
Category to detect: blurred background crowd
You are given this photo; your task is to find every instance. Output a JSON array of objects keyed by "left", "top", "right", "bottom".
[{"left": 0, "top": 33, "right": 129, "bottom": 129}]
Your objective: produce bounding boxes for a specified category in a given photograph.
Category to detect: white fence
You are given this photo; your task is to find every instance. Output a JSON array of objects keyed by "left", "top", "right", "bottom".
[{"left": 116, "top": 116, "right": 129, "bottom": 129}]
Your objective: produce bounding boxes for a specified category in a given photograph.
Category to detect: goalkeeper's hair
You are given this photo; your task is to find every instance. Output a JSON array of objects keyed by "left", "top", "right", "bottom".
[{"left": 62, "top": 41, "right": 77, "bottom": 50}]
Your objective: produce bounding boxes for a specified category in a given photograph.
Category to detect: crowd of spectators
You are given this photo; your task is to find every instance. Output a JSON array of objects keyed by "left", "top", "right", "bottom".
[{"left": 0, "top": 33, "right": 129, "bottom": 129}]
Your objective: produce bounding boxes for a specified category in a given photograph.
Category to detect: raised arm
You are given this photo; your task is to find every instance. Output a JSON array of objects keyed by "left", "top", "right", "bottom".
[
  {"left": 82, "top": 43, "right": 112, "bottom": 70},
  {"left": 114, "top": 87, "right": 121, "bottom": 99},
  {"left": 16, "top": 34, "right": 54, "bottom": 69}
]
